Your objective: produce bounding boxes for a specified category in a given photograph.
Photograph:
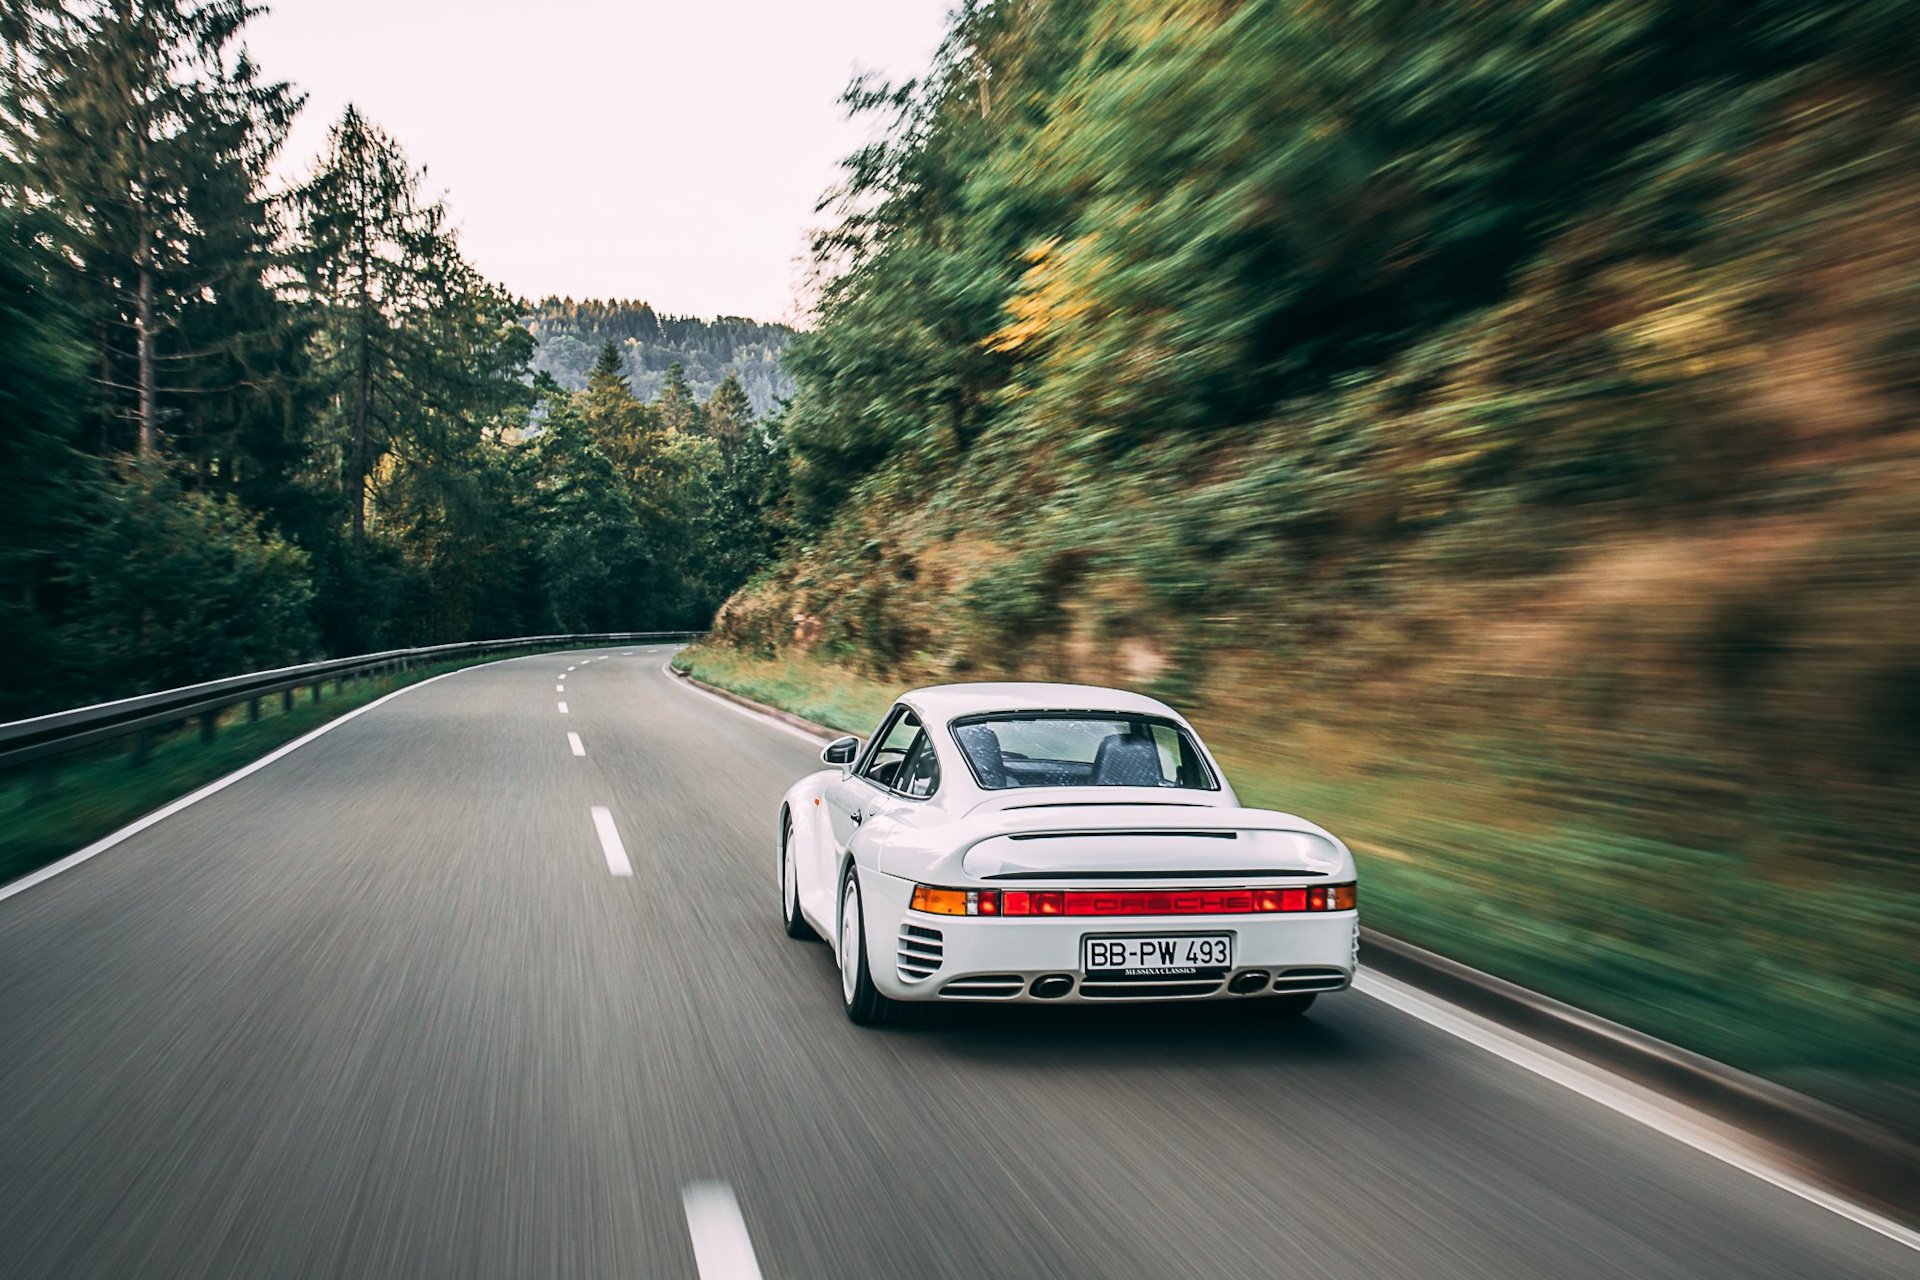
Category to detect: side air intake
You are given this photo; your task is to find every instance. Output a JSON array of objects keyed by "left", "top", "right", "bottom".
[{"left": 897, "top": 923, "right": 944, "bottom": 982}]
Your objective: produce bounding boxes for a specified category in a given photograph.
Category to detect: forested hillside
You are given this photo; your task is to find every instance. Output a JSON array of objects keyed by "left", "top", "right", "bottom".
[
  {"left": 0, "top": 1, "right": 784, "bottom": 719},
  {"left": 701, "top": 0, "right": 1920, "bottom": 1127},
  {"left": 527, "top": 298, "right": 793, "bottom": 413}
]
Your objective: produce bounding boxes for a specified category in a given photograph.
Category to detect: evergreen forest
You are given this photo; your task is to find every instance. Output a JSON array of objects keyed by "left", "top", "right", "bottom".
[
  {"left": 526, "top": 298, "right": 793, "bottom": 414},
  {"left": 0, "top": 1, "right": 787, "bottom": 719}
]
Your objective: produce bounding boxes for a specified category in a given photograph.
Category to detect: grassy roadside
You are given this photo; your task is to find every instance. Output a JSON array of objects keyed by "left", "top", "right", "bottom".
[
  {"left": 675, "top": 647, "right": 895, "bottom": 737},
  {"left": 674, "top": 643, "right": 1920, "bottom": 1140},
  {"left": 0, "top": 653, "right": 521, "bottom": 889}
]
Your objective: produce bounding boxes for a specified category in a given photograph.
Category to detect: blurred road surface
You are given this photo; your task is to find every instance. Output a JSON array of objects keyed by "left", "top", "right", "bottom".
[{"left": 0, "top": 647, "right": 1911, "bottom": 1278}]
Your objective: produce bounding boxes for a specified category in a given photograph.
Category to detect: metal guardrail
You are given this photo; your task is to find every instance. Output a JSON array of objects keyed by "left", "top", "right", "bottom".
[{"left": 0, "top": 632, "right": 701, "bottom": 770}]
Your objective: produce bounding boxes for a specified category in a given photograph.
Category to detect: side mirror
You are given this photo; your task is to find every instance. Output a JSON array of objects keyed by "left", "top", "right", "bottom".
[{"left": 821, "top": 735, "right": 859, "bottom": 767}]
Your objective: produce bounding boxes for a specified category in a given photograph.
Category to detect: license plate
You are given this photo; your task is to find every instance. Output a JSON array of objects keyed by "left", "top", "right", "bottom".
[{"left": 1082, "top": 934, "right": 1232, "bottom": 975}]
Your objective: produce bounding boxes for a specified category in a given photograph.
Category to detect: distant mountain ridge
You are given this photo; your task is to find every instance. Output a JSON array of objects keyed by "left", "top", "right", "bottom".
[{"left": 525, "top": 297, "right": 795, "bottom": 413}]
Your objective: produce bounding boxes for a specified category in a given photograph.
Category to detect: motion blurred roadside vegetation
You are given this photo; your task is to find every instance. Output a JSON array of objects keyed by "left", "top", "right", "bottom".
[
  {"left": 700, "top": 0, "right": 1920, "bottom": 1131},
  {"left": 0, "top": 1, "right": 787, "bottom": 722}
]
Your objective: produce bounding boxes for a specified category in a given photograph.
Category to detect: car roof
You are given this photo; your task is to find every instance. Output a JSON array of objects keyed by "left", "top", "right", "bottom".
[{"left": 898, "top": 682, "right": 1184, "bottom": 724}]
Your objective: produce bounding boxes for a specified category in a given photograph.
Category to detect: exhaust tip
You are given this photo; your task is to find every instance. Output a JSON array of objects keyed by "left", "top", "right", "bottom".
[
  {"left": 1030, "top": 974, "right": 1075, "bottom": 999},
  {"left": 1228, "top": 970, "right": 1270, "bottom": 995}
]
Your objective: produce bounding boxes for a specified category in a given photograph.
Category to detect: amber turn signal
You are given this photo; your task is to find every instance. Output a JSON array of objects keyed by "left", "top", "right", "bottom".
[{"left": 910, "top": 885, "right": 999, "bottom": 916}]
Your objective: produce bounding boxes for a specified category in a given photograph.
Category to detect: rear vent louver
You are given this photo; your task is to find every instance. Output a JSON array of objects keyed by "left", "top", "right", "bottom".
[
  {"left": 897, "top": 923, "right": 944, "bottom": 982},
  {"left": 1272, "top": 966, "right": 1351, "bottom": 993},
  {"left": 938, "top": 975, "right": 1024, "bottom": 999}
]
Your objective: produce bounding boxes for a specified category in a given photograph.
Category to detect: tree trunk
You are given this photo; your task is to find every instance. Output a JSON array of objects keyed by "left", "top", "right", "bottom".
[
  {"left": 350, "top": 226, "right": 372, "bottom": 549},
  {"left": 136, "top": 263, "right": 157, "bottom": 457},
  {"left": 351, "top": 332, "right": 369, "bottom": 547},
  {"left": 135, "top": 148, "right": 157, "bottom": 458}
]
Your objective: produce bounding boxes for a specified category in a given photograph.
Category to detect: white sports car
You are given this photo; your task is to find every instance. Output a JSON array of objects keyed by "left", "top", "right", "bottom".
[{"left": 777, "top": 682, "right": 1359, "bottom": 1025}]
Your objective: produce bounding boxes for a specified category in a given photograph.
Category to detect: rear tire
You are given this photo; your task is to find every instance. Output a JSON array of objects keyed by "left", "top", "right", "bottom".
[
  {"left": 838, "top": 866, "right": 900, "bottom": 1026},
  {"left": 1270, "top": 993, "right": 1317, "bottom": 1018},
  {"left": 780, "top": 817, "right": 815, "bottom": 940}
]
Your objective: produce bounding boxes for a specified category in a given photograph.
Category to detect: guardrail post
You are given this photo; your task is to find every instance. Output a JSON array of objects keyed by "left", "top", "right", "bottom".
[
  {"left": 312, "top": 680, "right": 322, "bottom": 702},
  {"left": 248, "top": 697, "right": 261, "bottom": 723},
  {"left": 283, "top": 688, "right": 294, "bottom": 713},
  {"left": 199, "top": 712, "right": 217, "bottom": 743},
  {"left": 332, "top": 675, "right": 343, "bottom": 695}
]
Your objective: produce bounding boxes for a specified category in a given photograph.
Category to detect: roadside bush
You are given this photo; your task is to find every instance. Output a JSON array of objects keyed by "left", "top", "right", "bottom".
[{"left": 60, "top": 469, "right": 316, "bottom": 697}]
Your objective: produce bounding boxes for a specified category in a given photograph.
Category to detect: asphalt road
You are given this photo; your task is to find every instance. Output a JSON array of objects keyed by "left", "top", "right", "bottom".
[{"left": 0, "top": 647, "right": 1911, "bottom": 1279}]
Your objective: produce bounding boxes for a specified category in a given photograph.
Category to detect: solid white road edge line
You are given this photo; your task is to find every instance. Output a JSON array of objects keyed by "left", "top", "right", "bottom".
[
  {"left": 590, "top": 805, "right": 632, "bottom": 876},
  {"left": 568, "top": 732, "right": 585, "bottom": 757},
  {"left": 658, "top": 659, "right": 832, "bottom": 747},
  {"left": 654, "top": 656, "right": 1919, "bottom": 1253},
  {"left": 681, "top": 1182, "right": 764, "bottom": 1280},
  {"left": 1355, "top": 970, "right": 1920, "bottom": 1253},
  {"left": 0, "top": 668, "right": 469, "bottom": 905}
]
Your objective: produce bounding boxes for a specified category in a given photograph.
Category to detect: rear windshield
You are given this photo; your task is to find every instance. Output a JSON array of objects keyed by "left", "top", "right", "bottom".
[{"left": 950, "top": 713, "right": 1217, "bottom": 791}]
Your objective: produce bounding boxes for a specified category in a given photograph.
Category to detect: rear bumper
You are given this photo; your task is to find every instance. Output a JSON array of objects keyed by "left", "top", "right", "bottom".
[{"left": 861, "top": 868, "right": 1358, "bottom": 1004}]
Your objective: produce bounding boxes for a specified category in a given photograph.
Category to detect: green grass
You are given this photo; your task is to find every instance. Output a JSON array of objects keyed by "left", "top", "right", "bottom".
[
  {"left": 672, "top": 645, "right": 895, "bottom": 736},
  {"left": 0, "top": 653, "right": 529, "bottom": 889},
  {"left": 674, "top": 642, "right": 1920, "bottom": 1139}
]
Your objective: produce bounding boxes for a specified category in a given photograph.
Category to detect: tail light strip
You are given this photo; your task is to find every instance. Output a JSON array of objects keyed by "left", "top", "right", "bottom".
[{"left": 910, "top": 883, "right": 1357, "bottom": 917}]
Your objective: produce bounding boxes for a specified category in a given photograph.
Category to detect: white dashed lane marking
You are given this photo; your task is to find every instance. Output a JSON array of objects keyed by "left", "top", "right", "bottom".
[
  {"left": 590, "top": 806, "right": 632, "bottom": 877},
  {"left": 568, "top": 732, "right": 585, "bottom": 757},
  {"left": 682, "top": 1182, "right": 764, "bottom": 1279}
]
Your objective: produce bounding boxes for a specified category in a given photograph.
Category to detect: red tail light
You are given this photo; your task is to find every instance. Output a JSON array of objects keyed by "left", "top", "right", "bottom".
[
  {"left": 988, "top": 890, "right": 1062, "bottom": 916},
  {"left": 911, "top": 882, "right": 1358, "bottom": 917},
  {"left": 1067, "top": 890, "right": 1253, "bottom": 915}
]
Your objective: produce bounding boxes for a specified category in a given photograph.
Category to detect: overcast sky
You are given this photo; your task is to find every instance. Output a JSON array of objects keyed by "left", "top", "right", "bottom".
[{"left": 247, "top": 1, "right": 953, "bottom": 324}]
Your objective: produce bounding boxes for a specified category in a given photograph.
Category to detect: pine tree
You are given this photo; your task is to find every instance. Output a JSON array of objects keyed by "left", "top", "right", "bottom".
[
  {"left": 701, "top": 370, "right": 754, "bottom": 454},
  {"left": 3, "top": 0, "right": 300, "bottom": 459},
  {"left": 583, "top": 337, "right": 663, "bottom": 487},
  {"left": 590, "top": 337, "right": 626, "bottom": 386},
  {"left": 292, "top": 106, "right": 469, "bottom": 549},
  {"left": 0, "top": 210, "right": 91, "bottom": 714},
  {"left": 656, "top": 361, "right": 701, "bottom": 435}
]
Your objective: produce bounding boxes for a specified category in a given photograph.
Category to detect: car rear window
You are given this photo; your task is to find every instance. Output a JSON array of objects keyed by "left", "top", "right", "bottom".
[{"left": 950, "top": 713, "right": 1217, "bottom": 791}]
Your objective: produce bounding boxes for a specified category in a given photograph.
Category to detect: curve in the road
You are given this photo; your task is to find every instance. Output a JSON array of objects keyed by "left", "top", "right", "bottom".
[{"left": 0, "top": 647, "right": 1913, "bottom": 1279}]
